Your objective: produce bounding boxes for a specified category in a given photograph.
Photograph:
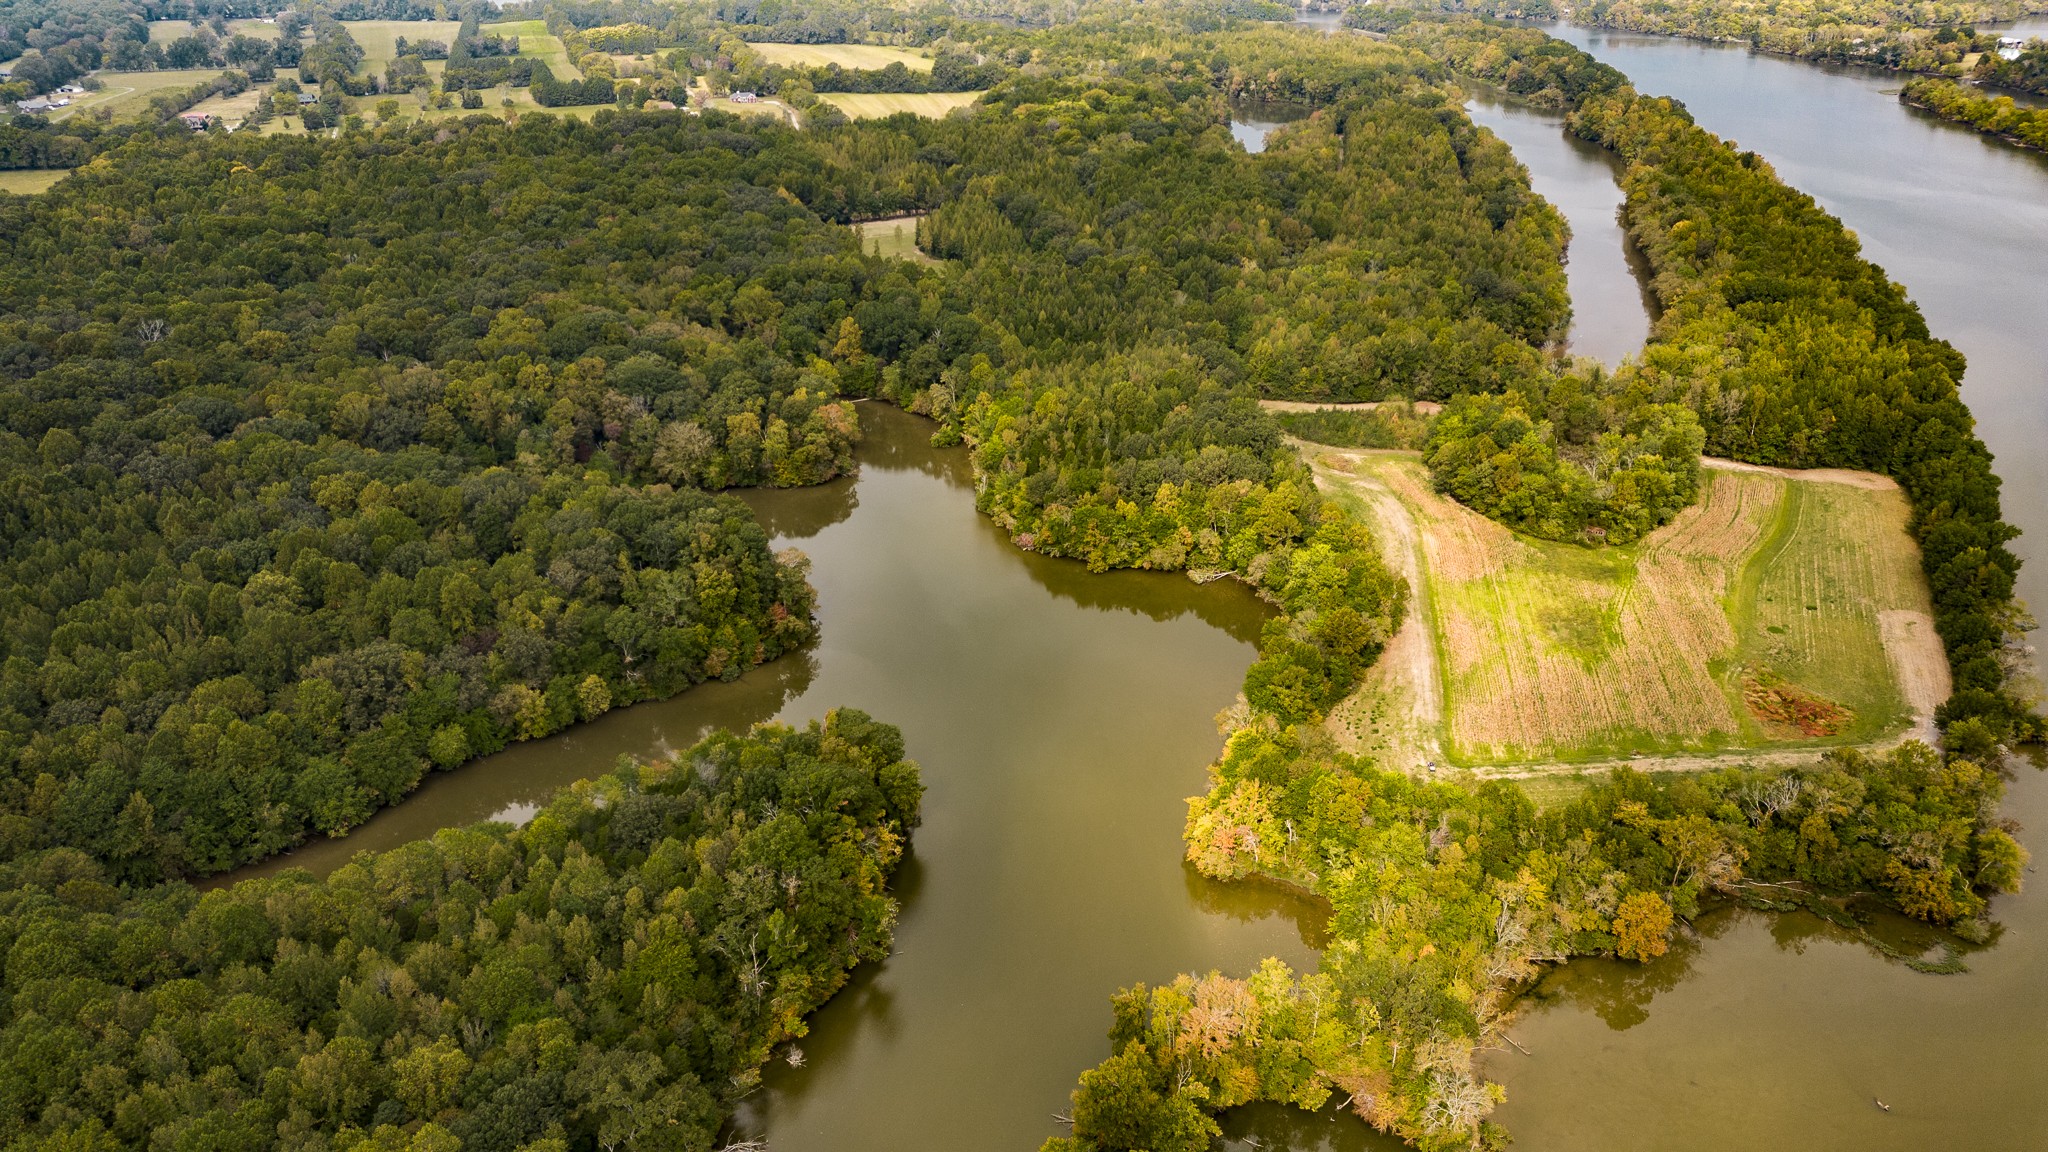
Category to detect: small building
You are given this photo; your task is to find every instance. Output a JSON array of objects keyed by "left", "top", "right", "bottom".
[
  {"left": 1998, "top": 36, "right": 2028, "bottom": 61},
  {"left": 296, "top": 92, "right": 319, "bottom": 105},
  {"left": 178, "top": 111, "right": 211, "bottom": 130},
  {"left": 55, "top": 84, "right": 85, "bottom": 95},
  {"left": 15, "top": 97, "right": 54, "bottom": 114},
  {"left": 730, "top": 90, "right": 758, "bottom": 103}
]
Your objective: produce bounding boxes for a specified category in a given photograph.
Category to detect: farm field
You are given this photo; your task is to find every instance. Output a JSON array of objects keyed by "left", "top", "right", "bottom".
[
  {"left": 820, "top": 91, "right": 983, "bottom": 119},
  {"left": 53, "top": 69, "right": 230, "bottom": 121},
  {"left": 707, "top": 96, "right": 798, "bottom": 124},
  {"left": 344, "top": 20, "right": 463, "bottom": 77},
  {"left": 748, "top": 43, "right": 934, "bottom": 71},
  {"left": 1308, "top": 448, "right": 1946, "bottom": 769},
  {"left": 480, "top": 19, "right": 582, "bottom": 79},
  {"left": 146, "top": 18, "right": 280, "bottom": 45},
  {"left": 0, "top": 170, "right": 67, "bottom": 195},
  {"left": 853, "top": 215, "right": 938, "bottom": 264}
]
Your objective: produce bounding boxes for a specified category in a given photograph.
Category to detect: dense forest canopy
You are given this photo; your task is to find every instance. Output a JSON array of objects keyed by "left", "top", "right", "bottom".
[{"left": 0, "top": 710, "right": 923, "bottom": 1152}]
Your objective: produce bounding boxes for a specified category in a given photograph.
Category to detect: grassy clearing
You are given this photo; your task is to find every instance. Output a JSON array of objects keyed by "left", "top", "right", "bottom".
[
  {"left": 1322, "top": 452, "right": 1938, "bottom": 768},
  {"left": 0, "top": 170, "right": 67, "bottom": 195},
  {"left": 344, "top": 20, "right": 463, "bottom": 77},
  {"left": 188, "top": 84, "right": 270, "bottom": 125},
  {"left": 148, "top": 18, "right": 280, "bottom": 44},
  {"left": 480, "top": 19, "right": 582, "bottom": 80},
  {"left": 820, "top": 91, "right": 982, "bottom": 119},
  {"left": 852, "top": 215, "right": 938, "bottom": 264},
  {"left": 748, "top": 43, "right": 934, "bottom": 72},
  {"left": 55, "top": 69, "right": 230, "bottom": 121}
]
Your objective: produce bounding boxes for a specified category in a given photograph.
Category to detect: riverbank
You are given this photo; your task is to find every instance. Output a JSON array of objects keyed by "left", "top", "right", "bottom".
[{"left": 1900, "top": 76, "right": 2048, "bottom": 151}]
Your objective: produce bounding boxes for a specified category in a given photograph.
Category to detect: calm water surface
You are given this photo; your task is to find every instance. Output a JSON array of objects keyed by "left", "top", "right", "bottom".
[
  {"left": 232, "top": 406, "right": 1327, "bottom": 1147},
  {"left": 1463, "top": 87, "right": 1654, "bottom": 366}
]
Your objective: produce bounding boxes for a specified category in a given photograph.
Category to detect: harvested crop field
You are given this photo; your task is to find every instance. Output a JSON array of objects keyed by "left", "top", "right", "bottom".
[
  {"left": 820, "top": 91, "right": 983, "bottom": 119},
  {"left": 1308, "top": 450, "right": 1944, "bottom": 767},
  {"left": 748, "top": 43, "right": 933, "bottom": 71}
]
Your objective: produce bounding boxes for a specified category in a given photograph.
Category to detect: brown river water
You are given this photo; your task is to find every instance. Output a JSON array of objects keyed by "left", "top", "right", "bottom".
[{"left": 225, "top": 24, "right": 2048, "bottom": 1150}]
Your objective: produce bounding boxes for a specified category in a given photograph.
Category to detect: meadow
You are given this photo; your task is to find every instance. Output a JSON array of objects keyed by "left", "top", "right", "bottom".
[
  {"left": 1313, "top": 450, "right": 1945, "bottom": 768},
  {"left": 748, "top": 43, "right": 934, "bottom": 72},
  {"left": 820, "top": 91, "right": 983, "bottom": 119},
  {"left": 852, "top": 214, "right": 938, "bottom": 263},
  {"left": 145, "top": 18, "right": 280, "bottom": 45},
  {"left": 52, "top": 69, "right": 230, "bottom": 121},
  {"left": 0, "top": 170, "right": 67, "bottom": 195},
  {"left": 480, "top": 19, "right": 582, "bottom": 79}
]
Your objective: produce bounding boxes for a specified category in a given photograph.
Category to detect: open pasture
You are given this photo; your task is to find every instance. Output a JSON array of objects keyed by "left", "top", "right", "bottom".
[
  {"left": 344, "top": 20, "right": 463, "bottom": 75},
  {"left": 1316, "top": 451, "right": 1943, "bottom": 768},
  {"left": 480, "top": 19, "right": 582, "bottom": 79},
  {"left": 56, "top": 69, "right": 230, "bottom": 121},
  {"left": 748, "top": 43, "right": 934, "bottom": 72},
  {"left": 0, "top": 170, "right": 67, "bottom": 195},
  {"left": 146, "top": 18, "right": 280, "bottom": 45},
  {"left": 820, "top": 91, "right": 982, "bottom": 119},
  {"left": 188, "top": 83, "right": 270, "bottom": 125}
]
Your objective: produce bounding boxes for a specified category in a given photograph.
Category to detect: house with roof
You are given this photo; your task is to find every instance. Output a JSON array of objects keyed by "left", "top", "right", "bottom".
[{"left": 178, "top": 111, "right": 211, "bottom": 130}]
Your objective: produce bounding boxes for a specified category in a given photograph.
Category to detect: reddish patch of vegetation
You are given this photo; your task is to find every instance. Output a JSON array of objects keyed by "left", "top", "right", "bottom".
[{"left": 1744, "top": 671, "right": 1851, "bottom": 736}]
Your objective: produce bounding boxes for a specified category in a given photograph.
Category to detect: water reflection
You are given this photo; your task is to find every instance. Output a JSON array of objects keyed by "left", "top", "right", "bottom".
[
  {"left": 1463, "top": 84, "right": 1657, "bottom": 366},
  {"left": 1230, "top": 98, "right": 1311, "bottom": 154},
  {"left": 732, "top": 471, "right": 857, "bottom": 539},
  {"left": 736, "top": 402, "right": 1328, "bottom": 1150},
  {"left": 1221, "top": 1099, "right": 1411, "bottom": 1152}
]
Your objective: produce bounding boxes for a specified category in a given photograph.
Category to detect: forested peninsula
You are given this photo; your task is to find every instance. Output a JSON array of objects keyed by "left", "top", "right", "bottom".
[
  {"left": 0, "top": 2, "right": 2036, "bottom": 1151},
  {"left": 1902, "top": 74, "right": 2048, "bottom": 147}
]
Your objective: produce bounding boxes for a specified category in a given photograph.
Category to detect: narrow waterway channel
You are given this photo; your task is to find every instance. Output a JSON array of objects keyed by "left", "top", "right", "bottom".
[
  {"left": 229, "top": 406, "right": 1329, "bottom": 1147},
  {"left": 1462, "top": 87, "right": 1654, "bottom": 367}
]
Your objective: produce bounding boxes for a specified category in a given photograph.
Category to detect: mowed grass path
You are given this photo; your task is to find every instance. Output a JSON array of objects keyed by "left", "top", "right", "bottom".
[
  {"left": 1322, "top": 451, "right": 1943, "bottom": 767},
  {"left": 820, "top": 92, "right": 983, "bottom": 119},
  {"left": 748, "top": 43, "right": 934, "bottom": 72}
]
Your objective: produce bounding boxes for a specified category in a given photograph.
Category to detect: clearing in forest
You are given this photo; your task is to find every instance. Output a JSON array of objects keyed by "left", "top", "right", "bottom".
[
  {"left": 0, "top": 171, "right": 66, "bottom": 195},
  {"left": 820, "top": 91, "right": 983, "bottom": 119},
  {"left": 749, "top": 43, "right": 934, "bottom": 72},
  {"left": 1307, "top": 448, "right": 1947, "bottom": 769},
  {"left": 479, "top": 19, "right": 582, "bottom": 79},
  {"left": 853, "top": 215, "right": 939, "bottom": 264}
]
